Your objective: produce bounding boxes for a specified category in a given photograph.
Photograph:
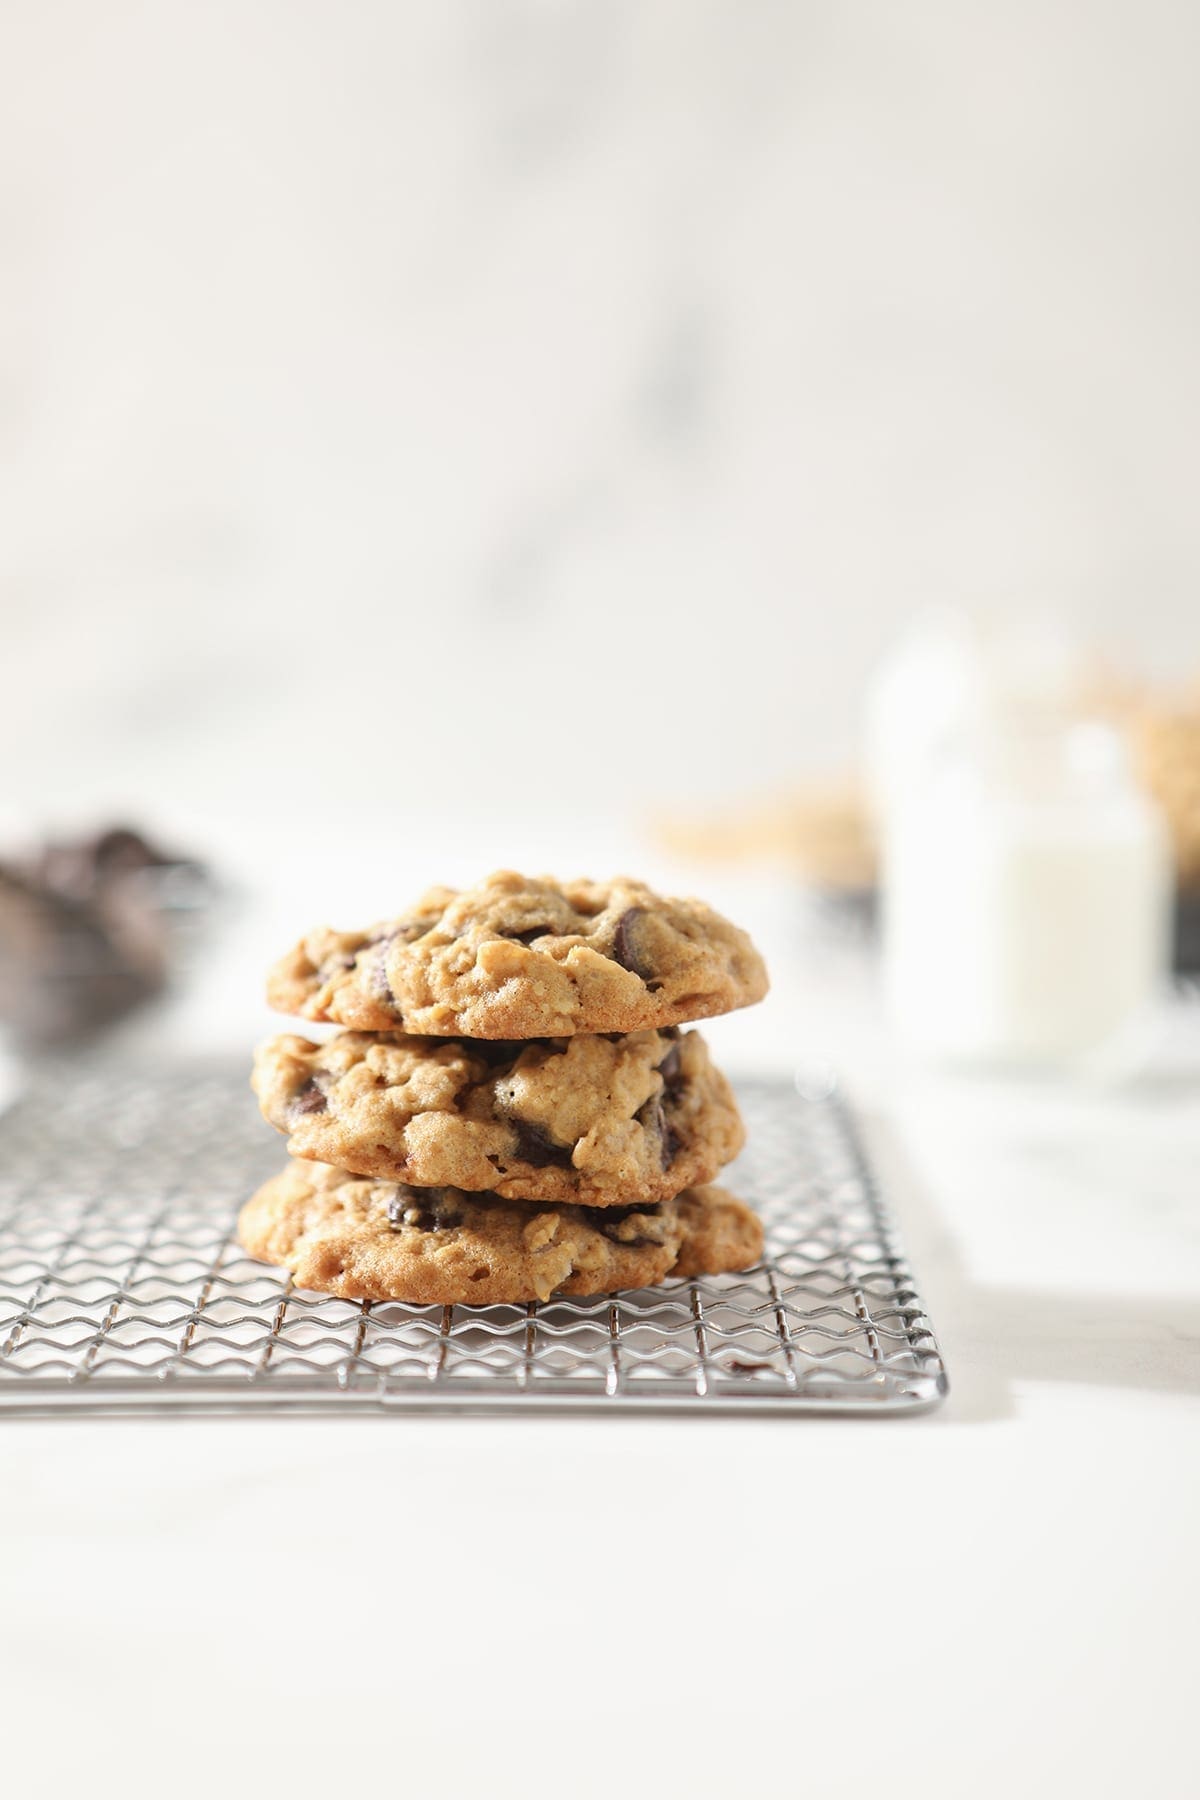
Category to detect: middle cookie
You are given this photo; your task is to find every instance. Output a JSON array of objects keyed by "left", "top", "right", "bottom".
[{"left": 252, "top": 1026, "right": 744, "bottom": 1206}]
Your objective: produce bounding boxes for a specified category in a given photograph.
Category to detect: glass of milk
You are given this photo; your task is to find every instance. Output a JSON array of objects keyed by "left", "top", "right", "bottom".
[{"left": 881, "top": 712, "right": 1171, "bottom": 1069}]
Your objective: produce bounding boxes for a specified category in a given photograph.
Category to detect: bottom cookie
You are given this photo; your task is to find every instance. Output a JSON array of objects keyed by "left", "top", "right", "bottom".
[{"left": 238, "top": 1160, "right": 763, "bottom": 1305}]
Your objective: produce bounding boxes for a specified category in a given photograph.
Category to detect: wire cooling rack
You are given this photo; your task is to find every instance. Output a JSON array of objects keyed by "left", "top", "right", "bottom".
[{"left": 0, "top": 1061, "right": 947, "bottom": 1416}]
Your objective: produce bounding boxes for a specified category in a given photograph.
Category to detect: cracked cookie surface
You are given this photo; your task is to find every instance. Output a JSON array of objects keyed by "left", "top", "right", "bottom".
[
  {"left": 265, "top": 870, "right": 769, "bottom": 1037},
  {"left": 237, "top": 1160, "right": 763, "bottom": 1304},
  {"left": 252, "top": 1025, "right": 743, "bottom": 1204}
]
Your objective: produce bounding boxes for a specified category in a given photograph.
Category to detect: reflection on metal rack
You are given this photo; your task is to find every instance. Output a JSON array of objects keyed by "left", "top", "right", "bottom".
[{"left": 0, "top": 1063, "right": 948, "bottom": 1415}]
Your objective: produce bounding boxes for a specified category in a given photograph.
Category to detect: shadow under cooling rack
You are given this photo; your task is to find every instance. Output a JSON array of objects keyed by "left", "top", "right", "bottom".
[{"left": 0, "top": 1063, "right": 948, "bottom": 1416}]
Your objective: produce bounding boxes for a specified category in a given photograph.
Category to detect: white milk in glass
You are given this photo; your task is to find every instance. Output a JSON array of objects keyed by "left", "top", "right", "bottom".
[{"left": 882, "top": 720, "right": 1170, "bottom": 1067}]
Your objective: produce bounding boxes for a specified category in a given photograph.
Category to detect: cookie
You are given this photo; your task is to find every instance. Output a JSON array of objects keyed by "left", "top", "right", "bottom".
[
  {"left": 265, "top": 870, "right": 769, "bottom": 1037},
  {"left": 251, "top": 1025, "right": 743, "bottom": 1205},
  {"left": 237, "top": 1161, "right": 763, "bottom": 1305}
]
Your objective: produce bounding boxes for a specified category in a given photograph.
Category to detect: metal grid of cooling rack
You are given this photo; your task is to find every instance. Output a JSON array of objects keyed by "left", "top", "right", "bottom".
[{"left": 0, "top": 1062, "right": 948, "bottom": 1415}]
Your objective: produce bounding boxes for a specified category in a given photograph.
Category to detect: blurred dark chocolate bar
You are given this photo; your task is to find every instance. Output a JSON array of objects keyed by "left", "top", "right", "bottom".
[{"left": 0, "top": 824, "right": 210, "bottom": 1044}]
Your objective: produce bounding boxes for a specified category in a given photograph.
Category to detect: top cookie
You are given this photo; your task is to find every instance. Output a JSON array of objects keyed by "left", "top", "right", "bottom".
[{"left": 266, "top": 871, "right": 769, "bottom": 1038}]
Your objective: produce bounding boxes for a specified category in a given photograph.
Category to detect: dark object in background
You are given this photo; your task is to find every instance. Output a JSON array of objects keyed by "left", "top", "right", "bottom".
[
  {"left": 0, "top": 825, "right": 211, "bottom": 1044},
  {"left": 1175, "top": 895, "right": 1200, "bottom": 975}
]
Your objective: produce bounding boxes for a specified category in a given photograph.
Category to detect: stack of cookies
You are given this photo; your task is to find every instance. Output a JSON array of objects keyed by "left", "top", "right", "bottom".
[{"left": 239, "top": 872, "right": 769, "bottom": 1306}]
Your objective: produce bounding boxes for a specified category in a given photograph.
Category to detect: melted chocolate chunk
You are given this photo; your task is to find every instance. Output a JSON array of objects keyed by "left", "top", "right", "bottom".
[
  {"left": 579, "top": 1202, "right": 646, "bottom": 1226},
  {"left": 326, "top": 930, "right": 394, "bottom": 978},
  {"left": 610, "top": 907, "right": 665, "bottom": 989},
  {"left": 610, "top": 906, "right": 652, "bottom": 978},
  {"left": 635, "top": 1092, "right": 684, "bottom": 1171},
  {"left": 360, "top": 919, "right": 437, "bottom": 1005},
  {"left": 290, "top": 1077, "right": 328, "bottom": 1118},
  {"left": 498, "top": 924, "right": 553, "bottom": 946},
  {"left": 386, "top": 1190, "right": 464, "bottom": 1233},
  {"left": 470, "top": 1038, "right": 527, "bottom": 1068},
  {"left": 580, "top": 1201, "right": 665, "bottom": 1250},
  {"left": 636, "top": 1093, "right": 663, "bottom": 1139},
  {"left": 658, "top": 1042, "right": 683, "bottom": 1092},
  {"left": 509, "top": 1119, "right": 575, "bottom": 1169}
]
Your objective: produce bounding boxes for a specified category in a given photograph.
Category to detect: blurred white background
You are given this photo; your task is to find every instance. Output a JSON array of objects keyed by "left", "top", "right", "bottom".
[{"left": 2, "top": 0, "right": 1198, "bottom": 825}]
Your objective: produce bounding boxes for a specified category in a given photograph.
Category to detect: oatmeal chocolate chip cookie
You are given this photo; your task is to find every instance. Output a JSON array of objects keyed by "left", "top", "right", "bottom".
[
  {"left": 237, "top": 1161, "right": 763, "bottom": 1305},
  {"left": 251, "top": 1026, "right": 743, "bottom": 1205},
  {"left": 265, "top": 870, "right": 769, "bottom": 1037}
]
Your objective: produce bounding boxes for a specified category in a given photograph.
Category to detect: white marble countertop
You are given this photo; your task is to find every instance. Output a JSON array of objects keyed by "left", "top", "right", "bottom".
[{"left": 3, "top": 820, "right": 1198, "bottom": 1799}]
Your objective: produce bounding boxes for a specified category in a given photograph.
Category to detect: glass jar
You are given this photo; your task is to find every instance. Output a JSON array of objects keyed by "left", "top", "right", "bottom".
[{"left": 881, "top": 714, "right": 1170, "bottom": 1067}]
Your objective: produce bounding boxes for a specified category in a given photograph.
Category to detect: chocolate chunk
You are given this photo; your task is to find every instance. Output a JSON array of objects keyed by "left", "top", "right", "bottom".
[
  {"left": 471, "top": 1038, "right": 526, "bottom": 1068},
  {"left": 657, "top": 1043, "right": 686, "bottom": 1164},
  {"left": 637, "top": 1093, "right": 664, "bottom": 1138},
  {"left": 360, "top": 920, "right": 435, "bottom": 1004},
  {"left": 426, "top": 1198, "right": 465, "bottom": 1231},
  {"left": 609, "top": 907, "right": 661, "bottom": 987},
  {"left": 580, "top": 1202, "right": 643, "bottom": 1227},
  {"left": 498, "top": 924, "right": 554, "bottom": 946},
  {"left": 580, "top": 1201, "right": 665, "bottom": 1250},
  {"left": 509, "top": 1119, "right": 575, "bottom": 1169},
  {"left": 326, "top": 935, "right": 378, "bottom": 974},
  {"left": 363, "top": 919, "right": 433, "bottom": 949},
  {"left": 386, "top": 1190, "right": 463, "bottom": 1233},
  {"left": 658, "top": 1042, "right": 683, "bottom": 1093},
  {"left": 636, "top": 1092, "right": 684, "bottom": 1171},
  {"left": 395, "top": 916, "right": 438, "bottom": 944},
  {"left": 367, "top": 937, "right": 397, "bottom": 1006},
  {"left": 290, "top": 1077, "right": 328, "bottom": 1118}
]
